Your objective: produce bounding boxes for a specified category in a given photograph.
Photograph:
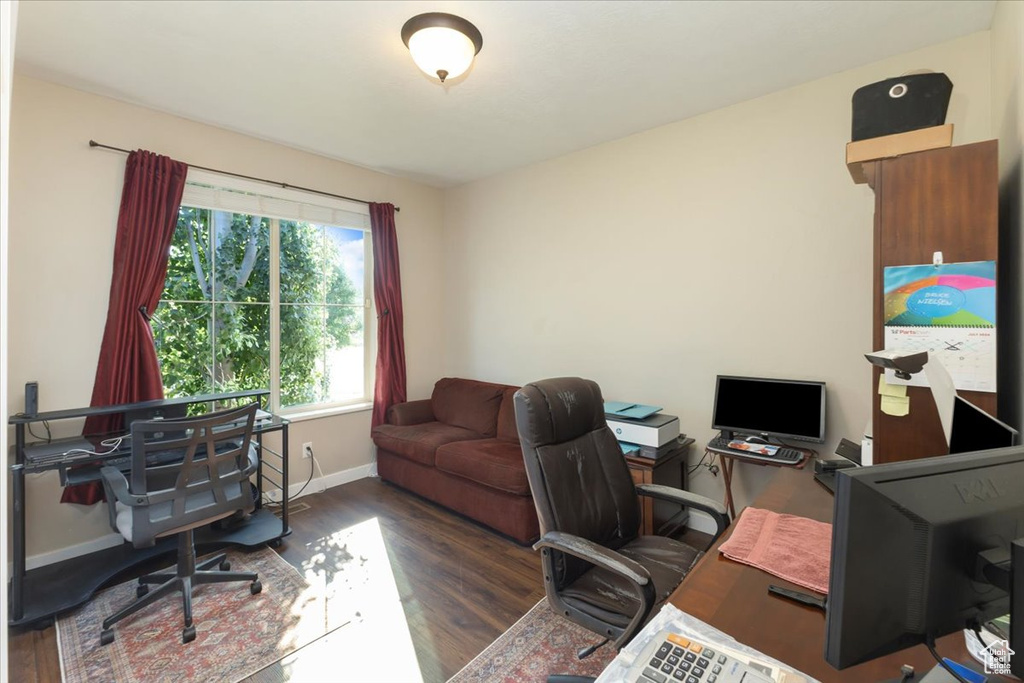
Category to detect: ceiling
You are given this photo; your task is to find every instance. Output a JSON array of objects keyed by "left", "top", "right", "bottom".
[{"left": 15, "top": 1, "right": 996, "bottom": 188}]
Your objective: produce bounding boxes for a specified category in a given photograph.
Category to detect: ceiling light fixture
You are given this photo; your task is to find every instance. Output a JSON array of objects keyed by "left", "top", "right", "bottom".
[{"left": 401, "top": 12, "right": 483, "bottom": 83}]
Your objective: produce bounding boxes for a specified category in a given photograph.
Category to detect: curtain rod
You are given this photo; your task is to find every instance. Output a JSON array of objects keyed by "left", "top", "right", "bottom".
[{"left": 88, "top": 140, "right": 399, "bottom": 212}]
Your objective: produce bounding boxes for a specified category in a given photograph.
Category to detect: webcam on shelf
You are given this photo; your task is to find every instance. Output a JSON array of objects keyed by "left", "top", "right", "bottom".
[{"left": 863, "top": 350, "right": 928, "bottom": 380}]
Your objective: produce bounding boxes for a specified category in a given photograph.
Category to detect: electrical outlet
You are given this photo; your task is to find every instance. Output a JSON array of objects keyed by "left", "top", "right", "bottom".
[{"left": 302, "top": 442, "right": 313, "bottom": 459}]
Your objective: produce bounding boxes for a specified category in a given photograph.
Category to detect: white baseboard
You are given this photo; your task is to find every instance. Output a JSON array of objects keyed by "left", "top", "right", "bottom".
[
  {"left": 262, "top": 461, "right": 375, "bottom": 503},
  {"left": 25, "top": 533, "right": 125, "bottom": 572},
  {"left": 22, "top": 462, "right": 376, "bottom": 571}
]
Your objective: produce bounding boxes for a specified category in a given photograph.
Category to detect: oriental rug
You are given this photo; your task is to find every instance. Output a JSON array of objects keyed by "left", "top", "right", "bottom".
[
  {"left": 447, "top": 599, "right": 618, "bottom": 683},
  {"left": 56, "top": 547, "right": 325, "bottom": 683}
]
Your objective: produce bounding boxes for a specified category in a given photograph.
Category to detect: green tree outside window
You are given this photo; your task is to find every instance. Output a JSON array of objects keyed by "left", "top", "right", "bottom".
[{"left": 154, "top": 206, "right": 365, "bottom": 410}]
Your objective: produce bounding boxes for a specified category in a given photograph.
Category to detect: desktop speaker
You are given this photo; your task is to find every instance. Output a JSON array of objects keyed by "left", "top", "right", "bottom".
[
  {"left": 25, "top": 381, "right": 38, "bottom": 417},
  {"left": 851, "top": 72, "right": 952, "bottom": 141}
]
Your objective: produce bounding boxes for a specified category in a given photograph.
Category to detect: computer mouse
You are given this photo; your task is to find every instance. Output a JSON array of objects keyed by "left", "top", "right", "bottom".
[{"left": 745, "top": 436, "right": 769, "bottom": 444}]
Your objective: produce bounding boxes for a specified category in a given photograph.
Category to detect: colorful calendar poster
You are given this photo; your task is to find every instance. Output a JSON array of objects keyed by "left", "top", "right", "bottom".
[{"left": 882, "top": 261, "right": 996, "bottom": 392}]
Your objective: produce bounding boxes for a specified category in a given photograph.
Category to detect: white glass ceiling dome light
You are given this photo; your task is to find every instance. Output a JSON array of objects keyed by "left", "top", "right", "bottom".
[{"left": 401, "top": 13, "right": 483, "bottom": 83}]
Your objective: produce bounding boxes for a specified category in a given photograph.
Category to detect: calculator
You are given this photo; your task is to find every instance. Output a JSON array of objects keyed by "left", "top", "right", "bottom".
[{"left": 626, "top": 630, "right": 777, "bottom": 683}]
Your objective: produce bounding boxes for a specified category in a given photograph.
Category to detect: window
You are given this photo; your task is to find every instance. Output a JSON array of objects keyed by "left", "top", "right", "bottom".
[{"left": 153, "top": 171, "right": 373, "bottom": 413}]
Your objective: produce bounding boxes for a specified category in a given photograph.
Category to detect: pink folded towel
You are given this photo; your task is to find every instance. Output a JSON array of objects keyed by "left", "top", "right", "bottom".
[{"left": 718, "top": 507, "right": 832, "bottom": 595}]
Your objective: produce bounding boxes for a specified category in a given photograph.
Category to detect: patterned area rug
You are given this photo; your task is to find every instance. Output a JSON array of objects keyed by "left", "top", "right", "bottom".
[
  {"left": 56, "top": 547, "right": 327, "bottom": 683},
  {"left": 448, "top": 599, "right": 618, "bottom": 683}
]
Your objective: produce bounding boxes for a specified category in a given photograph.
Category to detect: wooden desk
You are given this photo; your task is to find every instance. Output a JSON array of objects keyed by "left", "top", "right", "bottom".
[{"left": 669, "top": 466, "right": 1001, "bottom": 682}]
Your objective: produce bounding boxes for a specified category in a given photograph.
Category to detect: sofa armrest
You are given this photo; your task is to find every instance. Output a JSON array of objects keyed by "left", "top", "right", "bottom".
[{"left": 387, "top": 399, "right": 435, "bottom": 426}]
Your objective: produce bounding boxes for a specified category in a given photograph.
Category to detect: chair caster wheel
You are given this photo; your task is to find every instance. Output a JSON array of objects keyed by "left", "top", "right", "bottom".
[
  {"left": 268, "top": 538, "right": 282, "bottom": 549},
  {"left": 250, "top": 580, "right": 262, "bottom": 595},
  {"left": 100, "top": 629, "right": 115, "bottom": 646},
  {"left": 219, "top": 560, "right": 231, "bottom": 571},
  {"left": 182, "top": 625, "right": 196, "bottom": 643},
  {"left": 136, "top": 584, "right": 149, "bottom": 598}
]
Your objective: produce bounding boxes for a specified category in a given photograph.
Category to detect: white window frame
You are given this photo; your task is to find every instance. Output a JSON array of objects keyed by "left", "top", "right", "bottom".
[{"left": 173, "top": 169, "right": 375, "bottom": 416}]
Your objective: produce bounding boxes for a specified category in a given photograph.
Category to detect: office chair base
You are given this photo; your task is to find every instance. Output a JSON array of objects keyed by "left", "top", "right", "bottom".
[
  {"left": 577, "top": 638, "right": 609, "bottom": 660},
  {"left": 99, "top": 533, "right": 259, "bottom": 646}
]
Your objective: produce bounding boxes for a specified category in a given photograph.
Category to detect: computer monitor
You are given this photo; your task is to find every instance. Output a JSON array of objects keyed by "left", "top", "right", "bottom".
[
  {"left": 824, "top": 446, "right": 1024, "bottom": 676},
  {"left": 711, "top": 375, "right": 826, "bottom": 443},
  {"left": 948, "top": 396, "right": 1018, "bottom": 454}
]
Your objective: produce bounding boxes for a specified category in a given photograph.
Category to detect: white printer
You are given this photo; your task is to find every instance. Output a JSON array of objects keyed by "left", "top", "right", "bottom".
[{"left": 606, "top": 412, "right": 680, "bottom": 448}]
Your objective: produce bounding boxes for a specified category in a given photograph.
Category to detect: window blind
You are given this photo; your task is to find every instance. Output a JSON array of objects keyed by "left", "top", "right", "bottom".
[{"left": 180, "top": 169, "right": 370, "bottom": 230}]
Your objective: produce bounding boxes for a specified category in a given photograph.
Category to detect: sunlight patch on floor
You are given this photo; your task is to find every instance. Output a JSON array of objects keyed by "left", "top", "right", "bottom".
[{"left": 277, "top": 517, "right": 423, "bottom": 682}]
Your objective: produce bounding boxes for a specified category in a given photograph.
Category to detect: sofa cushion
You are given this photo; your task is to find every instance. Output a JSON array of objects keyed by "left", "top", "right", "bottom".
[
  {"left": 372, "top": 422, "right": 483, "bottom": 467},
  {"left": 431, "top": 378, "right": 506, "bottom": 437},
  {"left": 435, "top": 438, "right": 531, "bottom": 496},
  {"left": 496, "top": 387, "right": 520, "bottom": 442}
]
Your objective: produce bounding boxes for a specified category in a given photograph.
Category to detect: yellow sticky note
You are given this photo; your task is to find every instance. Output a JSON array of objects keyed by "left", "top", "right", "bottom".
[
  {"left": 881, "top": 395, "right": 910, "bottom": 417},
  {"left": 878, "top": 375, "right": 907, "bottom": 398}
]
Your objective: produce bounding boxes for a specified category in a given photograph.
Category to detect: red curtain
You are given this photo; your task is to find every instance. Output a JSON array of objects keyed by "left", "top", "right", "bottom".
[
  {"left": 369, "top": 203, "right": 407, "bottom": 428},
  {"left": 62, "top": 150, "right": 188, "bottom": 504}
]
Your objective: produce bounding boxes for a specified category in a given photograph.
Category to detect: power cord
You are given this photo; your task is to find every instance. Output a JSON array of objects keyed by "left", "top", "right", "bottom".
[
  {"left": 293, "top": 447, "right": 317, "bottom": 499},
  {"left": 688, "top": 450, "right": 719, "bottom": 477},
  {"left": 27, "top": 419, "right": 52, "bottom": 443},
  {"left": 63, "top": 435, "right": 130, "bottom": 458},
  {"left": 270, "top": 444, "right": 317, "bottom": 504}
]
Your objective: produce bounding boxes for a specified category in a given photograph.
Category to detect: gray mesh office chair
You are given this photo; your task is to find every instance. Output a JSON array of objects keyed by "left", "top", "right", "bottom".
[
  {"left": 98, "top": 402, "right": 262, "bottom": 645},
  {"left": 515, "top": 378, "right": 730, "bottom": 662}
]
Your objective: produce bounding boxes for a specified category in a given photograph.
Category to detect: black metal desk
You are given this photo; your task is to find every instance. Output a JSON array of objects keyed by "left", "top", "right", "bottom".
[{"left": 8, "top": 390, "right": 290, "bottom": 627}]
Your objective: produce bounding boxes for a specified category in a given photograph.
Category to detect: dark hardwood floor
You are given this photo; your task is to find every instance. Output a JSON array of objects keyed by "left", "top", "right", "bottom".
[
  {"left": 8, "top": 477, "right": 713, "bottom": 682},
  {"left": 8, "top": 477, "right": 546, "bottom": 683}
]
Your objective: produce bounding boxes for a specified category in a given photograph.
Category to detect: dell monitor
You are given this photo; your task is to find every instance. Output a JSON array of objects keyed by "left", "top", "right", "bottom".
[
  {"left": 825, "top": 446, "right": 1024, "bottom": 677},
  {"left": 948, "top": 396, "right": 1018, "bottom": 454},
  {"left": 712, "top": 375, "right": 826, "bottom": 443}
]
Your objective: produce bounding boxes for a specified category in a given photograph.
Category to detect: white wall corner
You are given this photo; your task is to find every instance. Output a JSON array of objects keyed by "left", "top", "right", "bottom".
[{"left": 2, "top": 0, "right": 20, "bottom": 672}]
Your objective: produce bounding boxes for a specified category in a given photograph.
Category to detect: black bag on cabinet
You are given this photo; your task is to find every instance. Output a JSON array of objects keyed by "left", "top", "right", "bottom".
[{"left": 851, "top": 73, "right": 953, "bottom": 141}]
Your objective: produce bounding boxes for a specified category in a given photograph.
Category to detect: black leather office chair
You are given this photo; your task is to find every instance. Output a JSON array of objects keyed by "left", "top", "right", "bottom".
[
  {"left": 514, "top": 377, "right": 730, "bottom": 660},
  {"left": 98, "top": 402, "right": 262, "bottom": 645}
]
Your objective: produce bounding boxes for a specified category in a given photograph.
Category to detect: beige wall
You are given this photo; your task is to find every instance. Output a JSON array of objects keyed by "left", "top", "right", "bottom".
[
  {"left": 7, "top": 75, "right": 445, "bottom": 558},
  {"left": 2, "top": 0, "right": 20, "bottom": 668},
  {"left": 991, "top": 0, "right": 1024, "bottom": 431},
  {"left": 442, "top": 32, "right": 994, "bottom": 523}
]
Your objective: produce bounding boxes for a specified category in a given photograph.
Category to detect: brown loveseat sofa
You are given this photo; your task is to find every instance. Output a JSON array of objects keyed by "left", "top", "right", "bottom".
[{"left": 371, "top": 377, "right": 540, "bottom": 544}]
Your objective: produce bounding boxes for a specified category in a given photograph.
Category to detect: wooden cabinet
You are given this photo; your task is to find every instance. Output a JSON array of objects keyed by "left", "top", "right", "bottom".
[
  {"left": 870, "top": 141, "right": 999, "bottom": 463},
  {"left": 625, "top": 437, "right": 693, "bottom": 535}
]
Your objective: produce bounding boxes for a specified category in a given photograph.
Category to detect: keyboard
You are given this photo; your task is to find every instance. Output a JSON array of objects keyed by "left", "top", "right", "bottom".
[
  {"left": 706, "top": 435, "right": 804, "bottom": 465},
  {"left": 627, "top": 630, "right": 774, "bottom": 683},
  {"left": 104, "top": 448, "right": 185, "bottom": 472}
]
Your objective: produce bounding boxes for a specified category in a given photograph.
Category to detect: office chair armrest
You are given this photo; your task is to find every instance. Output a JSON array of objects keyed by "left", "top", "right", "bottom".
[
  {"left": 386, "top": 399, "right": 435, "bottom": 426},
  {"left": 635, "top": 484, "right": 731, "bottom": 543},
  {"left": 242, "top": 441, "right": 259, "bottom": 476},
  {"left": 533, "top": 531, "right": 651, "bottom": 586},
  {"left": 99, "top": 466, "right": 149, "bottom": 507},
  {"left": 534, "top": 530, "right": 657, "bottom": 651}
]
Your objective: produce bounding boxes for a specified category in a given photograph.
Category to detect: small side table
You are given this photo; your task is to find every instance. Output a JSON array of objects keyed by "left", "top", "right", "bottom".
[
  {"left": 625, "top": 437, "right": 694, "bottom": 536},
  {"left": 708, "top": 446, "right": 810, "bottom": 519}
]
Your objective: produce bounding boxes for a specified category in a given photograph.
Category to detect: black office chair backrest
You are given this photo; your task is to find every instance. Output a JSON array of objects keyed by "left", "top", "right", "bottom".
[
  {"left": 126, "top": 402, "right": 259, "bottom": 546},
  {"left": 515, "top": 377, "right": 640, "bottom": 588}
]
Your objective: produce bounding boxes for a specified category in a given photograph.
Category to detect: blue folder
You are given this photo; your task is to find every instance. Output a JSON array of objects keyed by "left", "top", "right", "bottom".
[{"left": 604, "top": 402, "right": 662, "bottom": 420}]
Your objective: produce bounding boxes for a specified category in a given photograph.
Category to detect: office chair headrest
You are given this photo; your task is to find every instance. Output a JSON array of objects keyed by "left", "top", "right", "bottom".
[{"left": 514, "top": 377, "right": 607, "bottom": 447}]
